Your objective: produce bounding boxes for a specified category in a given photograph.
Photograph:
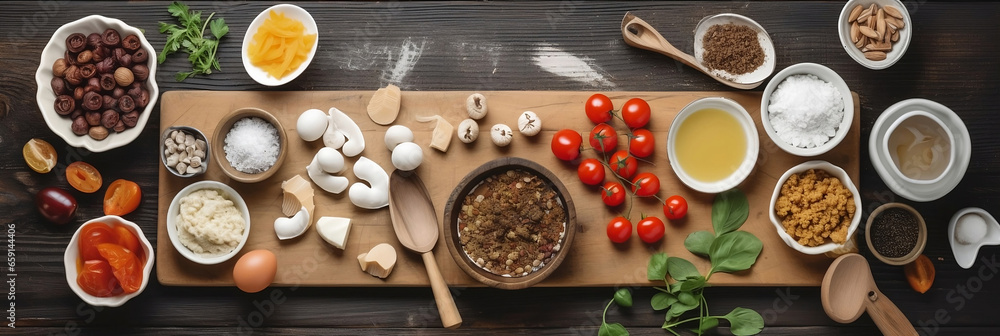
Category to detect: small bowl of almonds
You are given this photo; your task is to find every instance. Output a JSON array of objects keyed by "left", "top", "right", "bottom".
[
  {"left": 838, "top": 0, "right": 911, "bottom": 70},
  {"left": 161, "top": 126, "right": 209, "bottom": 177}
]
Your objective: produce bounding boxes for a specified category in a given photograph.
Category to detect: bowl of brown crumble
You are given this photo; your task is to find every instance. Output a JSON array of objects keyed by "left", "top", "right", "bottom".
[
  {"left": 443, "top": 157, "right": 576, "bottom": 290},
  {"left": 769, "top": 160, "right": 862, "bottom": 255}
]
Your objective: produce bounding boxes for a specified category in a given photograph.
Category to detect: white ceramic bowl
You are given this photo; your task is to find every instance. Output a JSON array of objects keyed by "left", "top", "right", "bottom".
[
  {"left": 35, "top": 15, "right": 159, "bottom": 152},
  {"left": 692, "top": 13, "right": 776, "bottom": 86},
  {"left": 760, "top": 63, "right": 854, "bottom": 157},
  {"left": 242, "top": 4, "right": 318, "bottom": 86},
  {"left": 769, "top": 161, "right": 863, "bottom": 255},
  {"left": 64, "top": 215, "right": 154, "bottom": 307},
  {"left": 160, "top": 126, "right": 210, "bottom": 178},
  {"left": 667, "top": 97, "right": 759, "bottom": 194},
  {"left": 167, "top": 181, "right": 251, "bottom": 264},
  {"left": 883, "top": 110, "right": 956, "bottom": 185},
  {"left": 948, "top": 208, "right": 1000, "bottom": 269},
  {"left": 837, "top": 0, "right": 912, "bottom": 70}
]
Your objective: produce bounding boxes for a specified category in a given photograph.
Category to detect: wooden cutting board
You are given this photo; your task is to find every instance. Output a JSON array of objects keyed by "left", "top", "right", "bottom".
[{"left": 157, "top": 90, "right": 860, "bottom": 287}]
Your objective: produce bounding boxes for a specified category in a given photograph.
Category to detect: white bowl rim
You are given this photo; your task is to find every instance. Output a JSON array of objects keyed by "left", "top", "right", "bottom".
[
  {"left": 882, "top": 110, "right": 957, "bottom": 185},
  {"left": 35, "top": 15, "right": 159, "bottom": 152},
  {"left": 241, "top": 4, "right": 318, "bottom": 86},
  {"left": 760, "top": 62, "right": 854, "bottom": 157},
  {"left": 166, "top": 180, "right": 251, "bottom": 265},
  {"left": 768, "top": 160, "right": 863, "bottom": 255},
  {"left": 837, "top": 0, "right": 912, "bottom": 70},
  {"left": 667, "top": 97, "right": 760, "bottom": 194},
  {"left": 63, "top": 215, "right": 154, "bottom": 307},
  {"left": 692, "top": 13, "right": 776, "bottom": 85},
  {"left": 159, "top": 126, "right": 210, "bottom": 178},
  {"left": 948, "top": 207, "right": 1000, "bottom": 269}
]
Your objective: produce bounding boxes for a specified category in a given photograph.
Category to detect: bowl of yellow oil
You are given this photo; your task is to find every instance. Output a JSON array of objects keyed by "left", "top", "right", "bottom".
[{"left": 667, "top": 97, "right": 759, "bottom": 193}]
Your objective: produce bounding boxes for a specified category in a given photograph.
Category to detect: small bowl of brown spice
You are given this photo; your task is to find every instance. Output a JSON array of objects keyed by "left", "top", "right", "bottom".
[
  {"left": 443, "top": 157, "right": 576, "bottom": 290},
  {"left": 769, "top": 160, "right": 862, "bottom": 255},
  {"left": 693, "top": 13, "right": 776, "bottom": 86},
  {"left": 866, "top": 203, "right": 927, "bottom": 265}
]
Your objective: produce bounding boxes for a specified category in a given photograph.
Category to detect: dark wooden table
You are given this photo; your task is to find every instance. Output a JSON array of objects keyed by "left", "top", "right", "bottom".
[{"left": 2, "top": 1, "right": 998, "bottom": 335}]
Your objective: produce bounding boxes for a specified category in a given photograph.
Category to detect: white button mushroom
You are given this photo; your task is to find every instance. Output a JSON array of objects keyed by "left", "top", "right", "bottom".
[
  {"left": 457, "top": 119, "right": 479, "bottom": 144},
  {"left": 491, "top": 124, "right": 513, "bottom": 147},
  {"left": 296, "top": 108, "right": 330, "bottom": 142},
  {"left": 384, "top": 125, "right": 414, "bottom": 151},
  {"left": 391, "top": 142, "right": 423, "bottom": 171},
  {"left": 517, "top": 111, "right": 542, "bottom": 136}
]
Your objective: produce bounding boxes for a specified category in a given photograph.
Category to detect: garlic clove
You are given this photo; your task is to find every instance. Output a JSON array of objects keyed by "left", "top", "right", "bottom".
[
  {"left": 457, "top": 119, "right": 479, "bottom": 144},
  {"left": 466, "top": 93, "right": 488, "bottom": 120},
  {"left": 490, "top": 124, "right": 513, "bottom": 147},
  {"left": 186, "top": 166, "right": 201, "bottom": 175},
  {"left": 517, "top": 111, "right": 542, "bottom": 136}
]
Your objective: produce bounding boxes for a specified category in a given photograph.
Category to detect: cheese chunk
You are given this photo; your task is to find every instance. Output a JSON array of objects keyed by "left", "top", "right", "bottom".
[
  {"left": 367, "top": 84, "right": 401, "bottom": 125},
  {"left": 358, "top": 243, "right": 397, "bottom": 279},
  {"left": 316, "top": 217, "right": 351, "bottom": 250}
]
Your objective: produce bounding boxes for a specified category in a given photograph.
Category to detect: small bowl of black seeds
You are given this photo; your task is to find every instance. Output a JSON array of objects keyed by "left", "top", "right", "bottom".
[{"left": 865, "top": 203, "right": 927, "bottom": 265}]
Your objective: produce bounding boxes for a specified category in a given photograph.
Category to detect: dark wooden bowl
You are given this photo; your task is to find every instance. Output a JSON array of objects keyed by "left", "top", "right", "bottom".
[
  {"left": 443, "top": 157, "right": 576, "bottom": 290},
  {"left": 211, "top": 107, "right": 287, "bottom": 183}
]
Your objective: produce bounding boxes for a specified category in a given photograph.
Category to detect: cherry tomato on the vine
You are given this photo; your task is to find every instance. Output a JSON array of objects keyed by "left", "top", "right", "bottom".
[
  {"left": 663, "top": 195, "right": 689, "bottom": 220},
  {"left": 589, "top": 123, "right": 618, "bottom": 153},
  {"left": 622, "top": 98, "right": 651, "bottom": 129},
  {"left": 637, "top": 216, "right": 665, "bottom": 243},
  {"left": 629, "top": 128, "right": 655, "bottom": 158},
  {"left": 632, "top": 173, "right": 660, "bottom": 197},
  {"left": 551, "top": 129, "right": 583, "bottom": 161},
  {"left": 609, "top": 150, "right": 637, "bottom": 179},
  {"left": 104, "top": 179, "right": 142, "bottom": 216},
  {"left": 606, "top": 216, "right": 632, "bottom": 243},
  {"left": 577, "top": 158, "right": 605, "bottom": 186},
  {"left": 585, "top": 94, "right": 614, "bottom": 124},
  {"left": 601, "top": 182, "right": 626, "bottom": 207}
]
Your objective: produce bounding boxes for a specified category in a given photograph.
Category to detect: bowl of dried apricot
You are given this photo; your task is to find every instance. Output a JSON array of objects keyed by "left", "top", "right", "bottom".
[
  {"left": 241, "top": 4, "right": 318, "bottom": 86},
  {"left": 769, "top": 160, "right": 862, "bottom": 255},
  {"left": 443, "top": 157, "right": 577, "bottom": 290}
]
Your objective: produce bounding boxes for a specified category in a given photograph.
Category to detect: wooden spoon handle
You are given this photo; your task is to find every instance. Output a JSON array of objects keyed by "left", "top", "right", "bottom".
[
  {"left": 422, "top": 251, "right": 462, "bottom": 329},
  {"left": 866, "top": 289, "right": 918, "bottom": 336},
  {"left": 620, "top": 13, "right": 701, "bottom": 71}
]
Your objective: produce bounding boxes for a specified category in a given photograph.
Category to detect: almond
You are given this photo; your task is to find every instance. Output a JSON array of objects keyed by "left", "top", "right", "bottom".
[
  {"left": 859, "top": 26, "right": 879, "bottom": 39},
  {"left": 869, "top": 4, "right": 877, "bottom": 16},
  {"left": 876, "top": 9, "right": 886, "bottom": 41},
  {"left": 851, "top": 22, "right": 861, "bottom": 43},
  {"left": 869, "top": 42, "right": 892, "bottom": 51},
  {"left": 849, "top": 4, "right": 864, "bottom": 23},
  {"left": 858, "top": 11, "right": 870, "bottom": 23},
  {"left": 892, "top": 30, "right": 900, "bottom": 42},
  {"left": 864, "top": 51, "right": 887, "bottom": 61},
  {"left": 888, "top": 16, "right": 905, "bottom": 29},
  {"left": 884, "top": 5, "right": 904, "bottom": 19},
  {"left": 855, "top": 36, "right": 867, "bottom": 49}
]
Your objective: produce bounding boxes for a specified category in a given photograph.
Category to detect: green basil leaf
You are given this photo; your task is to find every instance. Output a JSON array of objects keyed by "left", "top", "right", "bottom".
[
  {"left": 647, "top": 252, "right": 669, "bottom": 281},
  {"left": 712, "top": 189, "right": 749, "bottom": 236},
  {"left": 696, "top": 317, "right": 719, "bottom": 334},
  {"left": 666, "top": 257, "right": 701, "bottom": 281},
  {"left": 668, "top": 281, "right": 683, "bottom": 294},
  {"left": 723, "top": 307, "right": 764, "bottom": 336},
  {"left": 677, "top": 291, "right": 697, "bottom": 306},
  {"left": 709, "top": 231, "right": 763, "bottom": 274},
  {"left": 678, "top": 276, "right": 707, "bottom": 292},
  {"left": 613, "top": 288, "right": 633, "bottom": 308},
  {"left": 665, "top": 298, "right": 698, "bottom": 320},
  {"left": 599, "top": 322, "right": 629, "bottom": 336},
  {"left": 650, "top": 292, "right": 677, "bottom": 310},
  {"left": 684, "top": 231, "right": 715, "bottom": 257}
]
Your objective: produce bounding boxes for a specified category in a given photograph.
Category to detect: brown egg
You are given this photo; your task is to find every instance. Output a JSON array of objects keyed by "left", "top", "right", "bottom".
[{"left": 233, "top": 249, "right": 277, "bottom": 293}]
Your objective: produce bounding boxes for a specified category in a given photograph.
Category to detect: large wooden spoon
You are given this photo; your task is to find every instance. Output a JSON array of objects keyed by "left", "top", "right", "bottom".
[
  {"left": 821, "top": 253, "right": 917, "bottom": 336},
  {"left": 388, "top": 170, "right": 462, "bottom": 329}
]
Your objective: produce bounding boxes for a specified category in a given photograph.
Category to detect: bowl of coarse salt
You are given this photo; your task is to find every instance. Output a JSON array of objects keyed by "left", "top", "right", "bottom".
[
  {"left": 212, "top": 107, "right": 288, "bottom": 183},
  {"left": 761, "top": 63, "right": 854, "bottom": 157}
]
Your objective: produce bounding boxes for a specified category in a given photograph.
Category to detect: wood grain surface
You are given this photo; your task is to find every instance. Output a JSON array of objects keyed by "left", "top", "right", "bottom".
[{"left": 2, "top": 1, "right": 999, "bottom": 334}]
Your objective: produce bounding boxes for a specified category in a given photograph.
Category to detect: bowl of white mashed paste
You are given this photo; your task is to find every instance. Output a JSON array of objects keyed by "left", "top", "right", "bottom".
[
  {"left": 760, "top": 63, "right": 854, "bottom": 157},
  {"left": 167, "top": 180, "right": 251, "bottom": 265}
]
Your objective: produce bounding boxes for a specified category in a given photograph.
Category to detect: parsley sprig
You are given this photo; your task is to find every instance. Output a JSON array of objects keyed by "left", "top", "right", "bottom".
[{"left": 158, "top": 1, "right": 229, "bottom": 81}]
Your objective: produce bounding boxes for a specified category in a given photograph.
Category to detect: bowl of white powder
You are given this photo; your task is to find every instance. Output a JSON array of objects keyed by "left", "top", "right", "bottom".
[
  {"left": 761, "top": 63, "right": 854, "bottom": 157},
  {"left": 212, "top": 107, "right": 288, "bottom": 183},
  {"left": 167, "top": 180, "right": 251, "bottom": 265}
]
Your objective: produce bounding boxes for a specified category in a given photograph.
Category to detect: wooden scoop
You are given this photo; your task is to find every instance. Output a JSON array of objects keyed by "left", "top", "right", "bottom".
[
  {"left": 388, "top": 170, "right": 462, "bottom": 329},
  {"left": 821, "top": 253, "right": 917, "bottom": 336},
  {"left": 620, "top": 12, "right": 763, "bottom": 90}
]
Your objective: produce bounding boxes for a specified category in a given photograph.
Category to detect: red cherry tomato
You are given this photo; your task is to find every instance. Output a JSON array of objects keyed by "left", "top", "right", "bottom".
[
  {"left": 78, "top": 223, "right": 117, "bottom": 262},
  {"left": 629, "top": 128, "right": 655, "bottom": 158},
  {"left": 621, "top": 98, "right": 651, "bottom": 129},
  {"left": 632, "top": 173, "right": 660, "bottom": 197},
  {"left": 35, "top": 187, "right": 77, "bottom": 225},
  {"left": 97, "top": 243, "right": 144, "bottom": 294},
  {"left": 66, "top": 161, "right": 103, "bottom": 193},
  {"left": 606, "top": 216, "right": 632, "bottom": 243},
  {"left": 551, "top": 129, "right": 583, "bottom": 161},
  {"left": 585, "top": 93, "right": 614, "bottom": 124},
  {"left": 609, "top": 150, "right": 637, "bottom": 179},
  {"left": 577, "top": 158, "right": 605, "bottom": 186},
  {"left": 664, "top": 195, "right": 689, "bottom": 220},
  {"left": 103, "top": 179, "right": 141, "bottom": 216},
  {"left": 77, "top": 260, "right": 119, "bottom": 297},
  {"left": 637, "top": 216, "right": 666, "bottom": 243},
  {"left": 589, "top": 123, "right": 618, "bottom": 153},
  {"left": 601, "top": 182, "right": 626, "bottom": 207}
]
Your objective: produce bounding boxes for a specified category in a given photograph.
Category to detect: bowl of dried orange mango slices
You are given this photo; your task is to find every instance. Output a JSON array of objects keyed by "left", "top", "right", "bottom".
[{"left": 241, "top": 4, "right": 318, "bottom": 86}]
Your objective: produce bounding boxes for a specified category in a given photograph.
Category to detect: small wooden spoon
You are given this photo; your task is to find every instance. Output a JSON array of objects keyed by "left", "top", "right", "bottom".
[
  {"left": 388, "top": 170, "right": 462, "bottom": 329},
  {"left": 821, "top": 253, "right": 917, "bottom": 336},
  {"left": 620, "top": 12, "right": 763, "bottom": 90}
]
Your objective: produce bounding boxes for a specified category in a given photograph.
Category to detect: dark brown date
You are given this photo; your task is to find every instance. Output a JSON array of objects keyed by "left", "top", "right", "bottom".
[
  {"left": 113, "top": 119, "right": 125, "bottom": 133},
  {"left": 100, "top": 109, "right": 119, "bottom": 129},
  {"left": 51, "top": 78, "right": 68, "bottom": 95},
  {"left": 112, "top": 87, "right": 125, "bottom": 99},
  {"left": 122, "top": 34, "right": 140, "bottom": 52},
  {"left": 132, "top": 49, "right": 148, "bottom": 63},
  {"left": 76, "top": 50, "right": 93, "bottom": 64},
  {"left": 101, "top": 95, "right": 117, "bottom": 110},
  {"left": 99, "top": 73, "right": 116, "bottom": 91},
  {"left": 66, "top": 33, "right": 86, "bottom": 53},
  {"left": 85, "top": 111, "right": 101, "bottom": 126},
  {"left": 131, "top": 64, "right": 148, "bottom": 81},
  {"left": 86, "top": 33, "right": 102, "bottom": 49},
  {"left": 117, "top": 95, "right": 135, "bottom": 113},
  {"left": 64, "top": 65, "right": 82, "bottom": 86},
  {"left": 54, "top": 95, "right": 75, "bottom": 115},
  {"left": 82, "top": 91, "right": 103, "bottom": 111},
  {"left": 83, "top": 77, "right": 101, "bottom": 93},
  {"left": 101, "top": 29, "right": 120, "bottom": 48},
  {"left": 73, "top": 87, "right": 85, "bottom": 101},
  {"left": 96, "top": 57, "right": 115, "bottom": 74},
  {"left": 121, "top": 110, "right": 139, "bottom": 128},
  {"left": 131, "top": 89, "right": 150, "bottom": 109},
  {"left": 79, "top": 64, "right": 96, "bottom": 79},
  {"left": 71, "top": 116, "right": 89, "bottom": 135}
]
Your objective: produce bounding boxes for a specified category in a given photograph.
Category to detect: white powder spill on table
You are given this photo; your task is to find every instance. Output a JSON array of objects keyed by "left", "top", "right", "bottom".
[
  {"left": 532, "top": 45, "right": 615, "bottom": 88},
  {"left": 336, "top": 38, "right": 427, "bottom": 86},
  {"left": 767, "top": 74, "right": 844, "bottom": 148},
  {"left": 224, "top": 117, "right": 280, "bottom": 174}
]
